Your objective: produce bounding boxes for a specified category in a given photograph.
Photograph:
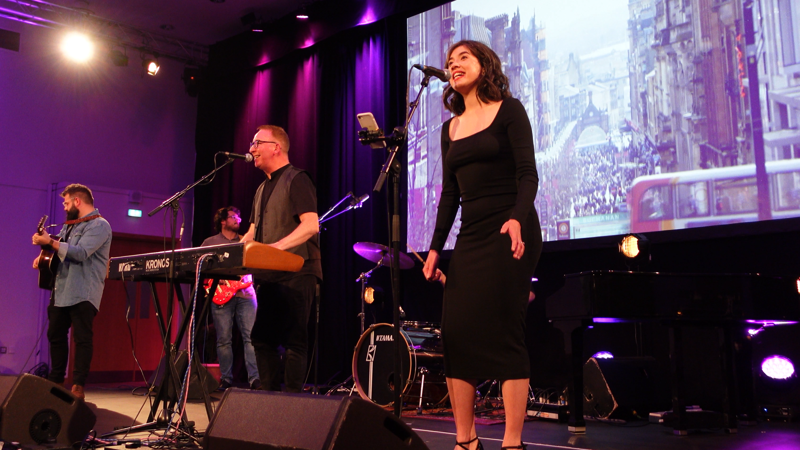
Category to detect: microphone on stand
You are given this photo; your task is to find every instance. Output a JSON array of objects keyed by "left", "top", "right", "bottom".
[
  {"left": 412, "top": 64, "right": 452, "bottom": 82},
  {"left": 350, "top": 193, "right": 370, "bottom": 209},
  {"left": 218, "top": 152, "right": 254, "bottom": 162}
]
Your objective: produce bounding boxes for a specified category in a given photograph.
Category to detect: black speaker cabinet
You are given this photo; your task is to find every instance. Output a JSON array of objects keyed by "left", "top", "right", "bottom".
[
  {"left": 203, "top": 389, "right": 430, "bottom": 450},
  {"left": 0, "top": 374, "right": 96, "bottom": 445},
  {"left": 583, "top": 357, "right": 669, "bottom": 419}
]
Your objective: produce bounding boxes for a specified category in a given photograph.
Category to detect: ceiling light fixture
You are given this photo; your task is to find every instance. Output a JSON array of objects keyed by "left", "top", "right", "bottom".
[
  {"left": 142, "top": 56, "right": 160, "bottom": 76},
  {"left": 60, "top": 31, "right": 94, "bottom": 63},
  {"left": 296, "top": 6, "right": 309, "bottom": 20},
  {"left": 109, "top": 48, "right": 128, "bottom": 67}
]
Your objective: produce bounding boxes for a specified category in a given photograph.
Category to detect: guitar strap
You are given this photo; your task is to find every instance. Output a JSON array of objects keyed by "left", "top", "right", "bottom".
[{"left": 61, "top": 214, "right": 102, "bottom": 242}]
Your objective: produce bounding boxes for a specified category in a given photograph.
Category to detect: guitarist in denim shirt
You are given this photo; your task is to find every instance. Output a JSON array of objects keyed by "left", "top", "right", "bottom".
[
  {"left": 32, "top": 184, "right": 112, "bottom": 401},
  {"left": 201, "top": 206, "right": 260, "bottom": 390}
]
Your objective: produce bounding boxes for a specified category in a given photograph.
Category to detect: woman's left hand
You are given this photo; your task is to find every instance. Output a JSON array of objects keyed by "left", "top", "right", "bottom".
[{"left": 500, "top": 219, "right": 525, "bottom": 260}]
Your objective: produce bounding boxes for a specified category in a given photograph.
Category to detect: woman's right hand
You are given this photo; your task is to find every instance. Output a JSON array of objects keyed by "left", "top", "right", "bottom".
[{"left": 422, "top": 250, "right": 441, "bottom": 283}]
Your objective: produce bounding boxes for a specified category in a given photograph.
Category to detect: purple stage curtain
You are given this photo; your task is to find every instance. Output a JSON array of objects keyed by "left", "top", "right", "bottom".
[{"left": 194, "top": 19, "right": 407, "bottom": 382}]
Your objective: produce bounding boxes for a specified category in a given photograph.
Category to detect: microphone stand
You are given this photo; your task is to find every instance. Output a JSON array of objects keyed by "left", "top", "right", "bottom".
[
  {"left": 314, "top": 192, "right": 369, "bottom": 394},
  {"left": 365, "top": 74, "right": 432, "bottom": 417},
  {"left": 104, "top": 156, "right": 236, "bottom": 438}
]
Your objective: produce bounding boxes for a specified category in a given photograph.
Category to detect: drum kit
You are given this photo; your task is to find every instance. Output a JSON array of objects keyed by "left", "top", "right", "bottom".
[{"left": 342, "top": 242, "right": 448, "bottom": 411}]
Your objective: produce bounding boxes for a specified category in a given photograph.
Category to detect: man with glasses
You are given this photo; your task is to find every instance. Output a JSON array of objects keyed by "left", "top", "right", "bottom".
[
  {"left": 241, "top": 125, "right": 322, "bottom": 393},
  {"left": 31, "top": 184, "right": 112, "bottom": 400},
  {"left": 201, "top": 206, "right": 260, "bottom": 390}
]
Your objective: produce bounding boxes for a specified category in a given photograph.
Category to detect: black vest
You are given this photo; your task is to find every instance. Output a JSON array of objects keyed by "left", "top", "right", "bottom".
[{"left": 253, "top": 165, "right": 318, "bottom": 261}]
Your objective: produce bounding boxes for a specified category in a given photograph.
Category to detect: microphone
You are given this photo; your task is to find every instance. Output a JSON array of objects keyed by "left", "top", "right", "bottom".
[
  {"left": 220, "top": 152, "right": 254, "bottom": 162},
  {"left": 350, "top": 193, "right": 370, "bottom": 209},
  {"left": 412, "top": 64, "right": 451, "bottom": 82}
]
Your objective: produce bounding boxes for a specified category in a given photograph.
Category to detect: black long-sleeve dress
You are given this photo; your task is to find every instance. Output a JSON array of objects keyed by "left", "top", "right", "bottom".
[{"left": 429, "top": 97, "right": 542, "bottom": 380}]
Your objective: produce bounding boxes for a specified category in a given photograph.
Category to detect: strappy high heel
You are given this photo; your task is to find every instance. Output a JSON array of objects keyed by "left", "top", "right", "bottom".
[
  {"left": 500, "top": 443, "right": 527, "bottom": 450},
  {"left": 456, "top": 436, "right": 484, "bottom": 450}
]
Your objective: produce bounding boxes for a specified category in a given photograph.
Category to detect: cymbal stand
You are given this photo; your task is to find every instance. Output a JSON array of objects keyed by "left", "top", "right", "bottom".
[
  {"left": 356, "top": 257, "right": 385, "bottom": 335},
  {"left": 325, "top": 257, "right": 385, "bottom": 397}
]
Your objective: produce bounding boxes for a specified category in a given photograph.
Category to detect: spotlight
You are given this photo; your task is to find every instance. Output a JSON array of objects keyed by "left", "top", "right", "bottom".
[
  {"left": 296, "top": 5, "right": 309, "bottom": 19},
  {"left": 181, "top": 67, "right": 203, "bottom": 97},
  {"left": 109, "top": 49, "right": 128, "bottom": 67},
  {"left": 619, "top": 233, "right": 650, "bottom": 269},
  {"left": 592, "top": 351, "right": 614, "bottom": 359},
  {"left": 240, "top": 12, "right": 264, "bottom": 32},
  {"left": 143, "top": 56, "right": 160, "bottom": 76},
  {"left": 60, "top": 31, "right": 94, "bottom": 63},
  {"left": 762, "top": 355, "right": 796, "bottom": 380}
]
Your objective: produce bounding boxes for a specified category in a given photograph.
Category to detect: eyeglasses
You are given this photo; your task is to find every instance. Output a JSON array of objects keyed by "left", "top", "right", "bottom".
[
  {"left": 62, "top": 197, "right": 76, "bottom": 206},
  {"left": 250, "top": 140, "right": 277, "bottom": 148},
  {"left": 227, "top": 214, "right": 240, "bottom": 220}
]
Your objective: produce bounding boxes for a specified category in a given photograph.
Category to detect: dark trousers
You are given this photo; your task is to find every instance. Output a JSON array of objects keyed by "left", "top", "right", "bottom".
[
  {"left": 251, "top": 275, "right": 316, "bottom": 393},
  {"left": 47, "top": 301, "right": 97, "bottom": 386}
]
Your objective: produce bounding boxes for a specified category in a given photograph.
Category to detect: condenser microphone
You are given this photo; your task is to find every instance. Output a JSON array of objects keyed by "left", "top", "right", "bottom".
[
  {"left": 412, "top": 64, "right": 451, "bottom": 82},
  {"left": 219, "top": 152, "right": 254, "bottom": 162},
  {"left": 350, "top": 193, "right": 370, "bottom": 209}
]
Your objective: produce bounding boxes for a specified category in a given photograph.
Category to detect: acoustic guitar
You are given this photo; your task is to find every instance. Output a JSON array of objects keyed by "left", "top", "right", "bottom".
[{"left": 37, "top": 215, "right": 61, "bottom": 290}]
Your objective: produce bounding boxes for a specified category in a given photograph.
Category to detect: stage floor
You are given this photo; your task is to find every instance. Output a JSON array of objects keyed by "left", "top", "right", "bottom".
[{"left": 82, "top": 383, "right": 799, "bottom": 450}]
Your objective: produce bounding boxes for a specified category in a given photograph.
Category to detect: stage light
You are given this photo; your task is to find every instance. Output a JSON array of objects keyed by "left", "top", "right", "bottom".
[
  {"left": 296, "top": 6, "right": 309, "bottom": 19},
  {"left": 182, "top": 67, "right": 203, "bottom": 97},
  {"left": 127, "top": 209, "right": 142, "bottom": 218},
  {"left": 619, "top": 233, "right": 650, "bottom": 268},
  {"left": 60, "top": 31, "right": 94, "bottom": 63},
  {"left": 143, "top": 56, "right": 160, "bottom": 76},
  {"left": 761, "top": 355, "right": 795, "bottom": 380},
  {"left": 240, "top": 12, "right": 264, "bottom": 32},
  {"left": 364, "top": 286, "right": 375, "bottom": 304},
  {"left": 109, "top": 49, "right": 128, "bottom": 67},
  {"left": 592, "top": 351, "right": 614, "bottom": 359}
]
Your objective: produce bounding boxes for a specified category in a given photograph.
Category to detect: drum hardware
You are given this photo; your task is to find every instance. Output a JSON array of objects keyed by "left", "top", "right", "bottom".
[
  {"left": 352, "top": 323, "right": 447, "bottom": 409},
  {"left": 353, "top": 242, "right": 415, "bottom": 270}
]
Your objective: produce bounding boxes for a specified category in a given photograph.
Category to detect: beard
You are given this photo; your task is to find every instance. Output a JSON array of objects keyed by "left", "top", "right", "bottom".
[
  {"left": 66, "top": 206, "right": 80, "bottom": 221},
  {"left": 223, "top": 222, "right": 240, "bottom": 233}
]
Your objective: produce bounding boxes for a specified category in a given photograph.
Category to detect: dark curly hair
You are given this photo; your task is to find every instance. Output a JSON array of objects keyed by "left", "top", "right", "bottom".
[
  {"left": 442, "top": 40, "right": 510, "bottom": 115},
  {"left": 214, "top": 206, "right": 241, "bottom": 233}
]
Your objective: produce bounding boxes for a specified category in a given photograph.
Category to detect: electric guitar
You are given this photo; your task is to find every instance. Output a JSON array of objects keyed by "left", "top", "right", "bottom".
[
  {"left": 204, "top": 278, "right": 254, "bottom": 305},
  {"left": 37, "top": 215, "right": 61, "bottom": 290}
]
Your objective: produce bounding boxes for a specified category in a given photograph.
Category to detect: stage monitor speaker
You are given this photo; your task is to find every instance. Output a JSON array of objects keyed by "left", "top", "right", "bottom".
[
  {"left": 203, "top": 389, "right": 430, "bottom": 450},
  {"left": 583, "top": 357, "right": 669, "bottom": 420},
  {"left": 0, "top": 374, "right": 96, "bottom": 445},
  {"left": 151, "top": 350, "right": 219, "bottom": 400}
]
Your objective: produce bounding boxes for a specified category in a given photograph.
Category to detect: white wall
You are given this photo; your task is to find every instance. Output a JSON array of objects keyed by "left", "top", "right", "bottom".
[{"left": 0, "top": 19, "right": 199, "bottom": 375}]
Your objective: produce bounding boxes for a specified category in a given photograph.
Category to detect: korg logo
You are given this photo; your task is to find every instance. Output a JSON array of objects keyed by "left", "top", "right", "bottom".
[
  {"left": 145, "top": 258, "right": 170, "bottom": 271},
  {"left": 118, "top": 263, "right": 132, "bottom": 272}
]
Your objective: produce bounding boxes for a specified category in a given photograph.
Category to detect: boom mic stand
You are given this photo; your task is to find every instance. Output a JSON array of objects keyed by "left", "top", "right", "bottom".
[
  {"left": 359, "top": 73, "right": 433, "bottom": 417},
  {"left": 316, "top": 192, "right": 370, "bottom": 394},
  {"left": 103, "top": 155, "right": 237, "bottom": 438}
]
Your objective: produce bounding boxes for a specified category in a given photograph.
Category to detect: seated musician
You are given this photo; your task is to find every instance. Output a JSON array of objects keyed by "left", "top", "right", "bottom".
[{"left": 202, "top": 206, "right": 260, "bottom": 390}]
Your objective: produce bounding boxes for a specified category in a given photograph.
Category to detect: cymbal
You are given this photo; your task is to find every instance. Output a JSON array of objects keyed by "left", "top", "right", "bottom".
[{"left": 353, "top": 242, "right": 415, "bottom": 269}]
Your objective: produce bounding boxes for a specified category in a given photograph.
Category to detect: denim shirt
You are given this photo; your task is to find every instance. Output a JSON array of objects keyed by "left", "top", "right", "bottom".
[{"left": 53, "top": 208, "right": 112, "bottom": 310}]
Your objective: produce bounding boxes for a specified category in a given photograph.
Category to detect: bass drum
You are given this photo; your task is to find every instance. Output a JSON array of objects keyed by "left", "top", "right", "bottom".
[{"left": 352, "top": 323, "right": 446, "bottom": 407}]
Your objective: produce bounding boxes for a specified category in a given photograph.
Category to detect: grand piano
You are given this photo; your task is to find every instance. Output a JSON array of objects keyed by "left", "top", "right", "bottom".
[{"left": 546, "top": 270, "right": 800, "bottom": 434}]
